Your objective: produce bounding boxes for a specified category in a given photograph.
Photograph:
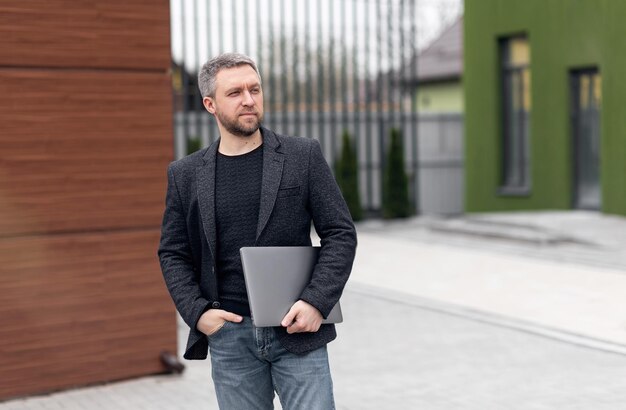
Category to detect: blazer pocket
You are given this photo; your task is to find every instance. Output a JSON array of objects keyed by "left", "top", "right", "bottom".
[{"left": 277, "top": 186, "right": 301, "bottom": 198}]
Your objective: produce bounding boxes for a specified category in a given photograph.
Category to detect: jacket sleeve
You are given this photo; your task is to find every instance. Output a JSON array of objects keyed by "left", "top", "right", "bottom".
[
  {"left": 299, "top": 139, "right": 358, "bottom": 318},
  {"left": 158, "top": 163, "right": 210, "bottom": 330}
]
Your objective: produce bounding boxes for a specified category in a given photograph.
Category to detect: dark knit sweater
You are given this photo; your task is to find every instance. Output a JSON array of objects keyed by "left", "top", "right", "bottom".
[{"left": 214, "top": 144, "right": 263, "bottom": 317}]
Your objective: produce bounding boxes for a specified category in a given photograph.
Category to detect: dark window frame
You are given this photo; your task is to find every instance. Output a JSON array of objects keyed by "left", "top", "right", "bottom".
[
  {"left": 569, "top": 67, "right": 602, "bottom": 210},
  {"left": 497, "top": 35, "right": 531, "bottom": 196}
]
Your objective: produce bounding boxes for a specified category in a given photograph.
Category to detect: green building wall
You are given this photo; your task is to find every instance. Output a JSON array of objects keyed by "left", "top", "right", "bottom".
[{"left": 464, "top": 0, "right": 626, "bottom": 215}]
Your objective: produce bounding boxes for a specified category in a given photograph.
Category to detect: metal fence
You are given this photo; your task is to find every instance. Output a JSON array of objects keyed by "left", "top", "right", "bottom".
[
  {"left": 170, "top": 0, "right": 463, "bottom": 215},
  {"left": 417, "top": 113, "right": 464, "bottom": 214}
]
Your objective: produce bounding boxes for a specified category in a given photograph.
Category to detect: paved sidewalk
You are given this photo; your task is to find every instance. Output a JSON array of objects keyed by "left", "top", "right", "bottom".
[
  {"left": 4, "top": 288, "right": 626, "bottom": 409},
  {"left": 334, "top": 285, "right": 626, "bottom": 409},
  {"left": 359, "top": 210, "right": 626, "bottom": 271},
  {"left": 354, "top": 211, "right": 626, "bottom": 352},
  {"left": 3, "top": 211, "right": 626, "bottom": 409}
]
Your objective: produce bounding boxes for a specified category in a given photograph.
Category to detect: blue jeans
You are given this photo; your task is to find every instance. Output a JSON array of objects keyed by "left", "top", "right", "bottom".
[{"left": 207, "top": 317, "right": 335, "bottom": 410}]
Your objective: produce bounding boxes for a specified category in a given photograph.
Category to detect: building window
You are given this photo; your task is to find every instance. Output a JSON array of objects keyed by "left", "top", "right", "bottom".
[{"left": 499, "top": 36, "right": 531, "bottom": 194}]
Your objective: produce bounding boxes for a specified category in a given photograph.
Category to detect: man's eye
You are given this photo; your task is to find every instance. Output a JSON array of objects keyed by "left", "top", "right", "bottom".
[
  {"left": 229, "top": 91, "right": 239, "bottom": 96},
  {"left": 251, "top": 88, "right": 260, "bottom": 94}
]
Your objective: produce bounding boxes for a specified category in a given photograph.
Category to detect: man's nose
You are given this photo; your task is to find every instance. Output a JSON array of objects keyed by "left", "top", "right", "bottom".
[{"left": 242, "top": 90, "right": 254, "bottom": 106}]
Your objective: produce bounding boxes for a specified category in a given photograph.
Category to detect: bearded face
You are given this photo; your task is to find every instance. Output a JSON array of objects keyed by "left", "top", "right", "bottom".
[
  {"left": 213, "top": 100, "right": 264, "bottom": 137},
  {"left": 206, "top": 65, "right": 265, "bottom": 138}
]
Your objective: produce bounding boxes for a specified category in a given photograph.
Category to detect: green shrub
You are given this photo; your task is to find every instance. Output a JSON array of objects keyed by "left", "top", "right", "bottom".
[
  {"left": 334, "top": 130, "right": 363, "bottom": 221},
  {"left": 382, "top": 128, "right": 411, "bottom": 218},
  {"left": 187, "top": 136, "right": 202, "bottom": 155}
]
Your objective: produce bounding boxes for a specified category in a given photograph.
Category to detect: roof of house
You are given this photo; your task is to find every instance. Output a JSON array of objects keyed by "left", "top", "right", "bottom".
[{"left": 416, "top": 17, "right": 463, "bottom": 83}]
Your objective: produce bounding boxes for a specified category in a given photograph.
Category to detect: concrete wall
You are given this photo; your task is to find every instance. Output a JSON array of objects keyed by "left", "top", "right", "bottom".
[
  {"left": 464, "top": 0, "right": 626, "bottom": 215},
  {"left": 0, "top": 0, "right": 176, "bottom": 400}
]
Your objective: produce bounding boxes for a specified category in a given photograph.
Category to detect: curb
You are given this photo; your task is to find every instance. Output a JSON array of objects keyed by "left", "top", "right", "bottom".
[{"left": 347, "top": 282, "right": 626, "bottom": 357}]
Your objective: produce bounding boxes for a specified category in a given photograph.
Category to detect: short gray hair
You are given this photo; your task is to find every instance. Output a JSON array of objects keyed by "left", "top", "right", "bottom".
[{"left": 198, "top": 53, "right": 261, "bottom": 98}]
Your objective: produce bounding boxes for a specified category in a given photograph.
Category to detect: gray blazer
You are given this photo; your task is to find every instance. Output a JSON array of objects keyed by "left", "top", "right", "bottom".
[{"left": 158, "top": 127, "right": 357, "bottom": 360}]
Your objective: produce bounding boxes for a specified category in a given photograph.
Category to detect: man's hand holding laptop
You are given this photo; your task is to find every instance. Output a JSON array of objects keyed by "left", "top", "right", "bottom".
[
  {"left": 198, "top": 299, "right": 322, "bottom": 336},
  {"left": 281, "top": 300, "right": 323, "bottom": 334}
]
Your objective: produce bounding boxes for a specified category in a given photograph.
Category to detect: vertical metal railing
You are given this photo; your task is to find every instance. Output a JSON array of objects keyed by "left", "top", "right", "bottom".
[
  {"left": 410, "top": 0, "right": 420, "bottom": 213},
  {"left": 171, "top": 0, "right": 420, "bottom": 215}
]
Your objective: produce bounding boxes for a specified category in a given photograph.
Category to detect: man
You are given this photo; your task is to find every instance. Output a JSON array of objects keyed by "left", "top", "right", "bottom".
[{"left": 158, "top": 52, "right": 357, "bottom": 409}]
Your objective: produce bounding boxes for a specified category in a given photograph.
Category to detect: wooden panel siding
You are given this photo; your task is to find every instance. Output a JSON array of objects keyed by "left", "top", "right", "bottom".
[
  {"left": 0, "top": 69, "right": 172, "bottom": 236},
  {"left": 0, "top": 0, "right": 175, "bottom": 401},
  {"left": 0, "top": 0, "right": 170, "bottom": 70},
  {"left": 0, "top": 230, "right": 175, "bottom": 399}
]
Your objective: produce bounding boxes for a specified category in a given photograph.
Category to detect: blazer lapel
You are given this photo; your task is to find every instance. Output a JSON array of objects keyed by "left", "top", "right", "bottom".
[
  {"left": 196, "top": 140, "right": 220, "bottom": 259},
  {"left": 256, "top": 128, "right": 284, "bottom": 240}
]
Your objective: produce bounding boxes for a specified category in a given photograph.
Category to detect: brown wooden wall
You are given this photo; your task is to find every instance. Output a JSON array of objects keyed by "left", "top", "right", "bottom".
[{"left": 0, "top": 0, "right": 176, "bottom": 400}]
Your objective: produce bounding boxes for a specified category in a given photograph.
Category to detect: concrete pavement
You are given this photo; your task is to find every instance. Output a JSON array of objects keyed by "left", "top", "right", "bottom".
[
  {"left": 5, "top": 288, "right": 626, "bottom": 409},
  {"left": 333, "top": 286, "right": 626, "bottom": 409},
  {"left": 3, "top": 211, "right": 626, "bottom": 409},
  {"left": 353, "top": 225, "right": 626, "bottom": 353}
]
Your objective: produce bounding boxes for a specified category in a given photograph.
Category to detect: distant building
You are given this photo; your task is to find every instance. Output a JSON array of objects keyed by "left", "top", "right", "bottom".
[
  {"left": 464, "top": 0, "right": 626, "bottom": 215},
  {"left": 400, "top": 17, "right": 465, "bottom": 215},
  {"left": 415, "top": 18, "right": 463, "bottom": 114}
]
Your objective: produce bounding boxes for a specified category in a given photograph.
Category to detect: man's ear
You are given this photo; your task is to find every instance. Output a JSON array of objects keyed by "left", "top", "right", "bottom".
[{"left": 203, "top": 97, "right": 216, "bottom": 114}]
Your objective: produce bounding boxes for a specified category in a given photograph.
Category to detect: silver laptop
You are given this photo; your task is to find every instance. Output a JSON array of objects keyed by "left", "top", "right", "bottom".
[{"left": 240, "top": 246, "right": 343, "bottom": 327}]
